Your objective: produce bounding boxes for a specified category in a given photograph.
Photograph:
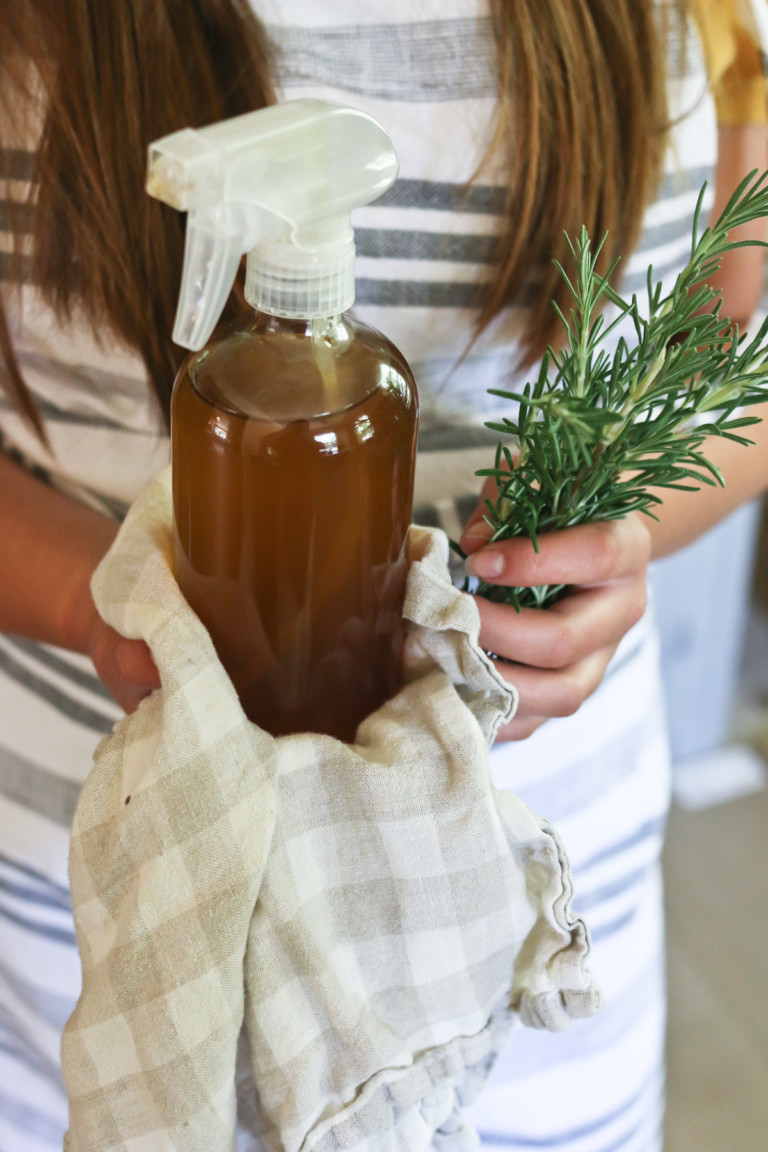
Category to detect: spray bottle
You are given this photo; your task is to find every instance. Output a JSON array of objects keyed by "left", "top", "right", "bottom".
[{"left": 146, "top": 100, "right": 418, "bottom": 741}]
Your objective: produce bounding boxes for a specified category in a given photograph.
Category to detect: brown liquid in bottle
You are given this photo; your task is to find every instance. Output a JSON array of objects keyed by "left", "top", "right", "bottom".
[{"left": 171, "top": 312, "right": 418, "bottom": 741}]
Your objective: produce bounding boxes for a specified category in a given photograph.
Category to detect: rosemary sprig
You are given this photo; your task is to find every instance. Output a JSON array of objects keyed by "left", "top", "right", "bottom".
[{"left": 464, "top": 169, "right": 768, "bottom": 611}]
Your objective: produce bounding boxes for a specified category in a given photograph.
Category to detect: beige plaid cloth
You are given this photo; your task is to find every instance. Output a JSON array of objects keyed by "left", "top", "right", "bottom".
[{"left": 62, "top": 467, "right": 601, "bottom": 1152}]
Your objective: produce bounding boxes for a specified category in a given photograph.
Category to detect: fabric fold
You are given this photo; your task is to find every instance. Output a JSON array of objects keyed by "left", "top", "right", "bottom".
[
  {"left": 63, "top": 470, "right": 279, "bottom": 1151},
  {"left": 62, "top": 467, "right": 601, "bottom": 1152}
]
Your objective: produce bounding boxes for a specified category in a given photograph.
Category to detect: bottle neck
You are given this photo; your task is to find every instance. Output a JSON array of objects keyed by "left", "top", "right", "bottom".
[
  {"left": 249, "top": 311, "right": 351, "bottom": 359},
  {"left": 252, "top": 313, "right": 344, "bottom": 338}
]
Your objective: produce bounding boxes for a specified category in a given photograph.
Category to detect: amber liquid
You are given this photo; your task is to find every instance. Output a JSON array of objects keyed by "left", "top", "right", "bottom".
[{"left": 171, "top": 312, "right": 418, "bottom": 741}]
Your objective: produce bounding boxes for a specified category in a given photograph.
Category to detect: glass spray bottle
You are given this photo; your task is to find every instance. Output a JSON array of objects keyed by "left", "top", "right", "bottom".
[{"left": 147, "top": 101, "right": 418, "bottom": 741}]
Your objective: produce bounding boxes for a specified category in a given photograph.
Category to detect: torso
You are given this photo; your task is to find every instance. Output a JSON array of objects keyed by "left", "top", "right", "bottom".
[{"left": 0, "top": 0, "right": 716, "bottom": 511}]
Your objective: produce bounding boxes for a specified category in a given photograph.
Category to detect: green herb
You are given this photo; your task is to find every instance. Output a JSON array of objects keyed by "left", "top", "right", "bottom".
[{"left": 461, "top": 169, "right": 768, "bottom": 610}]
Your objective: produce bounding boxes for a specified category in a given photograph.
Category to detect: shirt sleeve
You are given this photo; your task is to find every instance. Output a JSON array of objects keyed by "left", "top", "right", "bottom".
[{"left": 688, "top": 0, "right": 768, "bottom": 124}]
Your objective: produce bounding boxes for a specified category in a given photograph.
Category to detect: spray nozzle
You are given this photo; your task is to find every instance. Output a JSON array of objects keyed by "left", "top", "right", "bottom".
[{"left": 146, "top": 99, "right": 399, "bottom": 350}]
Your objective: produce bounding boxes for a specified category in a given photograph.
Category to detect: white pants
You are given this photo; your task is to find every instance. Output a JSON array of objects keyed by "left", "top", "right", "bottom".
[{"left": 467, "top": 611, "right": 670, "bottom": 1152}]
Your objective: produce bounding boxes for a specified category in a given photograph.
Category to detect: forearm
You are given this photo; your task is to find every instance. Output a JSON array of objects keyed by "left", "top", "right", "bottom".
[
  {"left": 645, "top": 124, "right": 768, "bottom": 559},
  {"left": 0, "top": 452, "right": 118, "bottom": 652},
  {"left": 706, "top": 125, "right": 768, "bottom": 324},
  {"left": 644, "top": 404, "right": 768, "bottom": 558}
]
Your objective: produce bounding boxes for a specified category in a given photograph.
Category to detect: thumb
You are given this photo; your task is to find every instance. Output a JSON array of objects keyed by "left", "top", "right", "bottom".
[
  {"left": 459, "top": 517, "right": 493, "bottom": 556},
  {"left": 459, "top": 472, "right": 504, "bottom": 554}
]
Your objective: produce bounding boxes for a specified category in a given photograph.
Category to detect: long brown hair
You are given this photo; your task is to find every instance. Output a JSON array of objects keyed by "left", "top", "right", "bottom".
[
  {"left": 0, "top": 0, "right": 674, "bottom": 435},
  {"left": 484, "top": 0, "right": 673, "bottom": 361}
]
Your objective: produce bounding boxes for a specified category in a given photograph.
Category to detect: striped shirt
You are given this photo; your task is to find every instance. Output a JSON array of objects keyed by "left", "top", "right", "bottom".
[
  {"left": 0, "top": 3, "right": 720, "bottom": 1150},
  {"left": 1, "top": 4, "right": 717, "bottom": 486}
]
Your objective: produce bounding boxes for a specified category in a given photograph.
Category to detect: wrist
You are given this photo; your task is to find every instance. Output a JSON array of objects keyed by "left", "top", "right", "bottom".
[
  {"left": 58, "top": 526, "right": 118, "bottom": 655},
  {"left": 61, "top": 570, "right": 100, "bottom": 656},
  {"left": 0, "top": 452, "right": 120, "bottom": 652}
]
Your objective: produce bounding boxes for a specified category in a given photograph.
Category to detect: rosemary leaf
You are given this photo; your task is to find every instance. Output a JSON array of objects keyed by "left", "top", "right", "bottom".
[{"left": 471, "top": 171, "right": 768, "bottom": 611}]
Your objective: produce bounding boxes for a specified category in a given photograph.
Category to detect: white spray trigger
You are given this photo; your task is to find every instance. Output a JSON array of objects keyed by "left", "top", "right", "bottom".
[{"left": 146, "top": 100, "right": 399, "bottom": 350}]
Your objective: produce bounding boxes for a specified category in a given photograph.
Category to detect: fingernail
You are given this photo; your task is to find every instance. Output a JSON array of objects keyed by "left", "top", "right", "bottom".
[{"left": 466, "top": 550, "right": 504, "bottom": 579}]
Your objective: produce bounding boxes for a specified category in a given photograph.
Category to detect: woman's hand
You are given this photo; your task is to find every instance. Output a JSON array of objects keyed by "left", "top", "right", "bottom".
[
  {"left": 59, "top": 516, "right": 161, "bottom": 715},
  {"left": 86, "top": 615, "right": 160, "bottom": 715},
  {"left": 460, "top": 512, "right": 651, "bottom": 741},
  {"left": 0, "top": 452, "right": 160, "bottom": 714}
]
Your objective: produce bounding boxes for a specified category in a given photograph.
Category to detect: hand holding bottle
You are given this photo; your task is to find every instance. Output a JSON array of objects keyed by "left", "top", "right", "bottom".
[
  {"left": 86, "top": 616, "right": 160, "bottom": 715},
  {"left": 0, "top": 453, "right": 159, "bottom": 716}
]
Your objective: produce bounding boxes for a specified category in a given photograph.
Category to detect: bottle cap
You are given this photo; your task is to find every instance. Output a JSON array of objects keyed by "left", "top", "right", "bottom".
[{"left": 146, "top": 99, "right": 398, "bottom": 349}]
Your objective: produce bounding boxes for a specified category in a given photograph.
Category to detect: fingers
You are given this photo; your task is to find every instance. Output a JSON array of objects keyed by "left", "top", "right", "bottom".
[
  {"left": 112, "top": 637, "right": 159, "bottom": 689},
  {"left": 461, "top": 501, "right": 492, "bottom": 541},
  {"left": 478, "top": 576, "right": 647, "bottom": 741},
  {"left": 461, "top": 515, "right": 651, "bottom": 587},
  {"left": 476, "top": 575, "right": 647, "bottom": 669},
  {"left": 460, "top": 468, "right": 512, "bottom": 542},
  {"left": 109, "top": 639, "right": 160, "bottom": 713},
  {"left": 495, "top": 713, "right": 550, "bottom": 741},
  {"left": 110, "top": 677, "right": 159, "bottom": 716},
  {"left": 89, "top": 622, "right": 160, "bottom": 714},
  {"left": 490, "top": 641, "right": 621, "bottom": 742},
  {"left": 460, "top": 513, "right": 652, "bottom": 744},
  {"left": 490, "top": 643, "right": 617, "bottom": 735}
]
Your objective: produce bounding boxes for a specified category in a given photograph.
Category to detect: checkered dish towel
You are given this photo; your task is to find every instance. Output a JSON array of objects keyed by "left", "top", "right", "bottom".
[{"left": 62, "top": 466, "right": 601, "bottom": 1152}]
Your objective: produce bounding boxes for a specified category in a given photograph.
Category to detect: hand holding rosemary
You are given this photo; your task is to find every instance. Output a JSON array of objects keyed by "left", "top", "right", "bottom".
[{"left": 459, "top": 170, "right": 768, "bottom": 611}]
